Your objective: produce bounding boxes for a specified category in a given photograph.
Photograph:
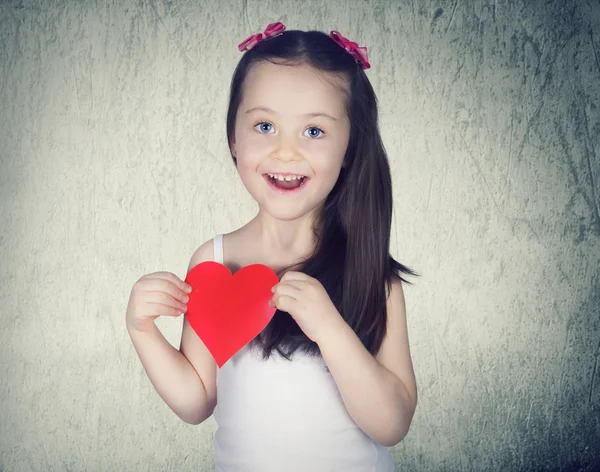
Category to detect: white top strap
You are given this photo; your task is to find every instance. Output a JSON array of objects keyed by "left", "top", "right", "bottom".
[{"left": 213, "top": 234, "right": 224, "bottom": 264}]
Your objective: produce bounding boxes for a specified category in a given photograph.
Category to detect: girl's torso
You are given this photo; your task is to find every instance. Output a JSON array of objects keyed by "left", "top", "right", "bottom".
[{"left": 211, "top": 232, "right": 396, "bottom": 472}]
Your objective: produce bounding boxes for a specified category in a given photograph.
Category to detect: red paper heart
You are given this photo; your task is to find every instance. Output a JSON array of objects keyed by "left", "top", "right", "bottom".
[{"left": 184, "top": 261, "right": 279, "bottom": 367}]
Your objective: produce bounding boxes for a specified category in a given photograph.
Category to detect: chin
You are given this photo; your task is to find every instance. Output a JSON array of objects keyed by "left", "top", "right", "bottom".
[{"left": 259, "top": 204, "right": 315, "bottom": 222}]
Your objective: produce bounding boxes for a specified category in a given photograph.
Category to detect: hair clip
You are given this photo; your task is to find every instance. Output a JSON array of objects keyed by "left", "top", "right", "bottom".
[
  {"left": 238, "top": 22, "right": 286, "bottom": 52},
  {"left": 237, "top": 23, "right": 370, "bottom": 70},
  {"left": 329, "top": 31, "right": 370, "bottom": 69}
]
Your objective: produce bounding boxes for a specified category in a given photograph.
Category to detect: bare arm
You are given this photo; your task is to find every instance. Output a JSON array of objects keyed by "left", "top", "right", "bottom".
[
  {"left": 127, "top": 321, "right": 212, "bottom": 424},
  {"left": 317, "top": 279, "right": 417, "bottom": 446},
  {"left": 126, "top": 239, "right": 217, "bottom": 425}
]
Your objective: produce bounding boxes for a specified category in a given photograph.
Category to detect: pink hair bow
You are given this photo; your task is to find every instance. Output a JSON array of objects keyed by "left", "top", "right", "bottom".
[
  {"left": 238, "top": 22, "right": 286, "bottom": 52},
  {"left": 329, "top": 30, "right": 370, "bottom": 69}
]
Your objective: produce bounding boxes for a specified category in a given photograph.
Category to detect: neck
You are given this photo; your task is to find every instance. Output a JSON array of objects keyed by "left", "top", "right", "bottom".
[{"left": 249, "top": 209, "right": 318, "bottom": 259}]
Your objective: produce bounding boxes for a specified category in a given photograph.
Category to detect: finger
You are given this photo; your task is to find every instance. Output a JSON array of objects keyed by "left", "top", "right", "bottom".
[
  {"left": 144, "top": 291, "right": 189, "bottom": 314},
  {"left": 140, "top": 277, "right": 191, "bottom": 305},
  {"left": 274, "top": 278, "right": 311, "bottom": 291},
  {"left": 280, "top": 271, "right": 310, "bottom": 282},
  {"left": 273, "top": 294, "right": 297, "bottom": 315},
  {"left": 144, "top": 301, "right": 187, "bottom": 317},
  {"left": 273, "top": 282, "right": 303, "bottom": 300},
  {"left": 143, "top": 272, "right": 193, "bottom": 295}
]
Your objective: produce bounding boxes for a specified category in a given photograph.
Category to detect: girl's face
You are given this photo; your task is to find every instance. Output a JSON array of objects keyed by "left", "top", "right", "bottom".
[{"left": 232, "top": 61, "right": 351, "bottom": 222}]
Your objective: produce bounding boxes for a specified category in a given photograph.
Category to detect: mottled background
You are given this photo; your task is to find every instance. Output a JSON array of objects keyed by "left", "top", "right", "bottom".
[{"left": 0, "top": 0, "right": 598, "bottom": 471}]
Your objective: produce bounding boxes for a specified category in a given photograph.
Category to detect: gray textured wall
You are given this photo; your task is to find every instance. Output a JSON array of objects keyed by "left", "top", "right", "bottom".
[{"left": 1, "top": 0, "right": 599, "bottom": 471}]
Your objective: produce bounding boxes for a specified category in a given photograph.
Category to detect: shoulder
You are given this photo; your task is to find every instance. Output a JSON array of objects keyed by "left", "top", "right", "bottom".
[
  {"left": 187, "top": 237, "right": 217, "bottom": 270},
  {"left": 376, "top": 277, "right": 418, "bottom": 408},
  {"left": 384, "top": 276, "right": 405, "bottom": 306}
]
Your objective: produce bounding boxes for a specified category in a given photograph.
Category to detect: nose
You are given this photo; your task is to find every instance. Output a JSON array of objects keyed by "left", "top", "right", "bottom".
[{"left": 271, "top": 134, "right": 302, "bottom": 162}]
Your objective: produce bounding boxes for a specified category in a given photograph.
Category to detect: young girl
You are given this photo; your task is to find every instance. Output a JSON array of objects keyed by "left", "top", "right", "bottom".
[{"left": 126, "top": 22, "right": 419, "bottom": 471}]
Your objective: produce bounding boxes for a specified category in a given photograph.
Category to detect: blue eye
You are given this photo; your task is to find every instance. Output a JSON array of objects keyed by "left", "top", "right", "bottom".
[
  {"left": 306, "top": 127, "right": 324, "bottom": 138},
  {"left": 253, "top": 121, "right": 325, "bottom": 139},
  {"left": 254, "top": 122, "right": 274, "bottom": 134}
]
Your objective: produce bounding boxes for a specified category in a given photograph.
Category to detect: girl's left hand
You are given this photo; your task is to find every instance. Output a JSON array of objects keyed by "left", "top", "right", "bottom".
[{"left": 269, "top": 271, "right": 343, "bottom": 344}]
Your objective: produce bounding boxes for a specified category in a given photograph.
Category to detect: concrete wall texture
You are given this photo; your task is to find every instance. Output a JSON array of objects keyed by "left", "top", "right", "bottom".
[{"left": 0, "top": 0, "right": 598, "bottom": 471}]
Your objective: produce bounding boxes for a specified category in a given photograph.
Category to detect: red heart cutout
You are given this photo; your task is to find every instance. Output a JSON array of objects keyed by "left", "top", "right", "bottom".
[{"left": 184, "top": 261, "right": 279, "bottom": 367}]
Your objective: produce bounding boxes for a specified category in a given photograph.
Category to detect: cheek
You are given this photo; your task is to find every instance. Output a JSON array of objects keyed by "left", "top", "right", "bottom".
[
  {"left": 312, "top": 147, "right": 345, "bottom": 178},
  {"left": 234, "top": 134, "right": 261, "bottom": 168},
  {"left": 236, "top": 126, "right": 266, "bottom": 151},
  {"left": 235, "top": 155, "right": 265, "bottom": 197},
  {"left": 235, "top": 138, "right": 268, "bottom": 170},
  {"left": 314, "top": 135, "right": 347, "bottom": 167},
  {"left": 312, "top": 157, "right": 344, "bottom": 194},
  {"left": 236, "top": 160, "right": 257, "bottom": 188}
]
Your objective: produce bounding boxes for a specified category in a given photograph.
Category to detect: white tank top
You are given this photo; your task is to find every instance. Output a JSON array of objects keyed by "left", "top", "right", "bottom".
[{"left": 211, "top": 234, "right": 397, "bottom": 472}]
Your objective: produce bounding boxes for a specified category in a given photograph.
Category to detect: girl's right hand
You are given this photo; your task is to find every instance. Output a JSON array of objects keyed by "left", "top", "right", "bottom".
[{"left": 126, "top": 271, "right": 193, "bottom": 333}]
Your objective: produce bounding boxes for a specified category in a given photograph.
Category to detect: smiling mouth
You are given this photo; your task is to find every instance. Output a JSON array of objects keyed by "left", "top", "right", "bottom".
[{"left": 263, "top": 174, "right": 309, "bottom": 191}]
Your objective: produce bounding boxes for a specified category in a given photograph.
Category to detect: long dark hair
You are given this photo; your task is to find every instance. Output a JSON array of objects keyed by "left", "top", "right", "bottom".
[{"left": 226, "top": 27, "right": 420, "bottom": 360}]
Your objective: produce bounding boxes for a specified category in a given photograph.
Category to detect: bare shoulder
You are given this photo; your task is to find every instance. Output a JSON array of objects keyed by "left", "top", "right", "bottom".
[
  {"left": 188, "top": 237, "right": 216, "bottom": 270},
  {"left": 178, "top": 235, "right": 219, "bottom": 422},
  {"left": 376, "top": 278, "right": 418, "bottom": 410}
]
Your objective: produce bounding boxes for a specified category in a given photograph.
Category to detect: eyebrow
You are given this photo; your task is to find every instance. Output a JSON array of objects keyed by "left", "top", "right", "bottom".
[{"left": 244, "top": 106, "right": 338, "bottom": 121}]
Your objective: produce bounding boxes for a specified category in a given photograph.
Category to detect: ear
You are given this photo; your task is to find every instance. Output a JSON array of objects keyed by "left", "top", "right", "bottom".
[{"left": 230, "top": 136, "right": 236, "bottom": 157}]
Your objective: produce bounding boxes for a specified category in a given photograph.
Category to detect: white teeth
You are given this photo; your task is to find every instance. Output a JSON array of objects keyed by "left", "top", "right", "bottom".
[{"left": 267, "top": 173, "right": 305, "bottom": 181}]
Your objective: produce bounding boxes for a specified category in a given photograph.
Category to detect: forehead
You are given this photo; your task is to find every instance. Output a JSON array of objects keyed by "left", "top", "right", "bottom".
[{"left": 241, "top": 61, "right": 348, "bottom": 115}]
